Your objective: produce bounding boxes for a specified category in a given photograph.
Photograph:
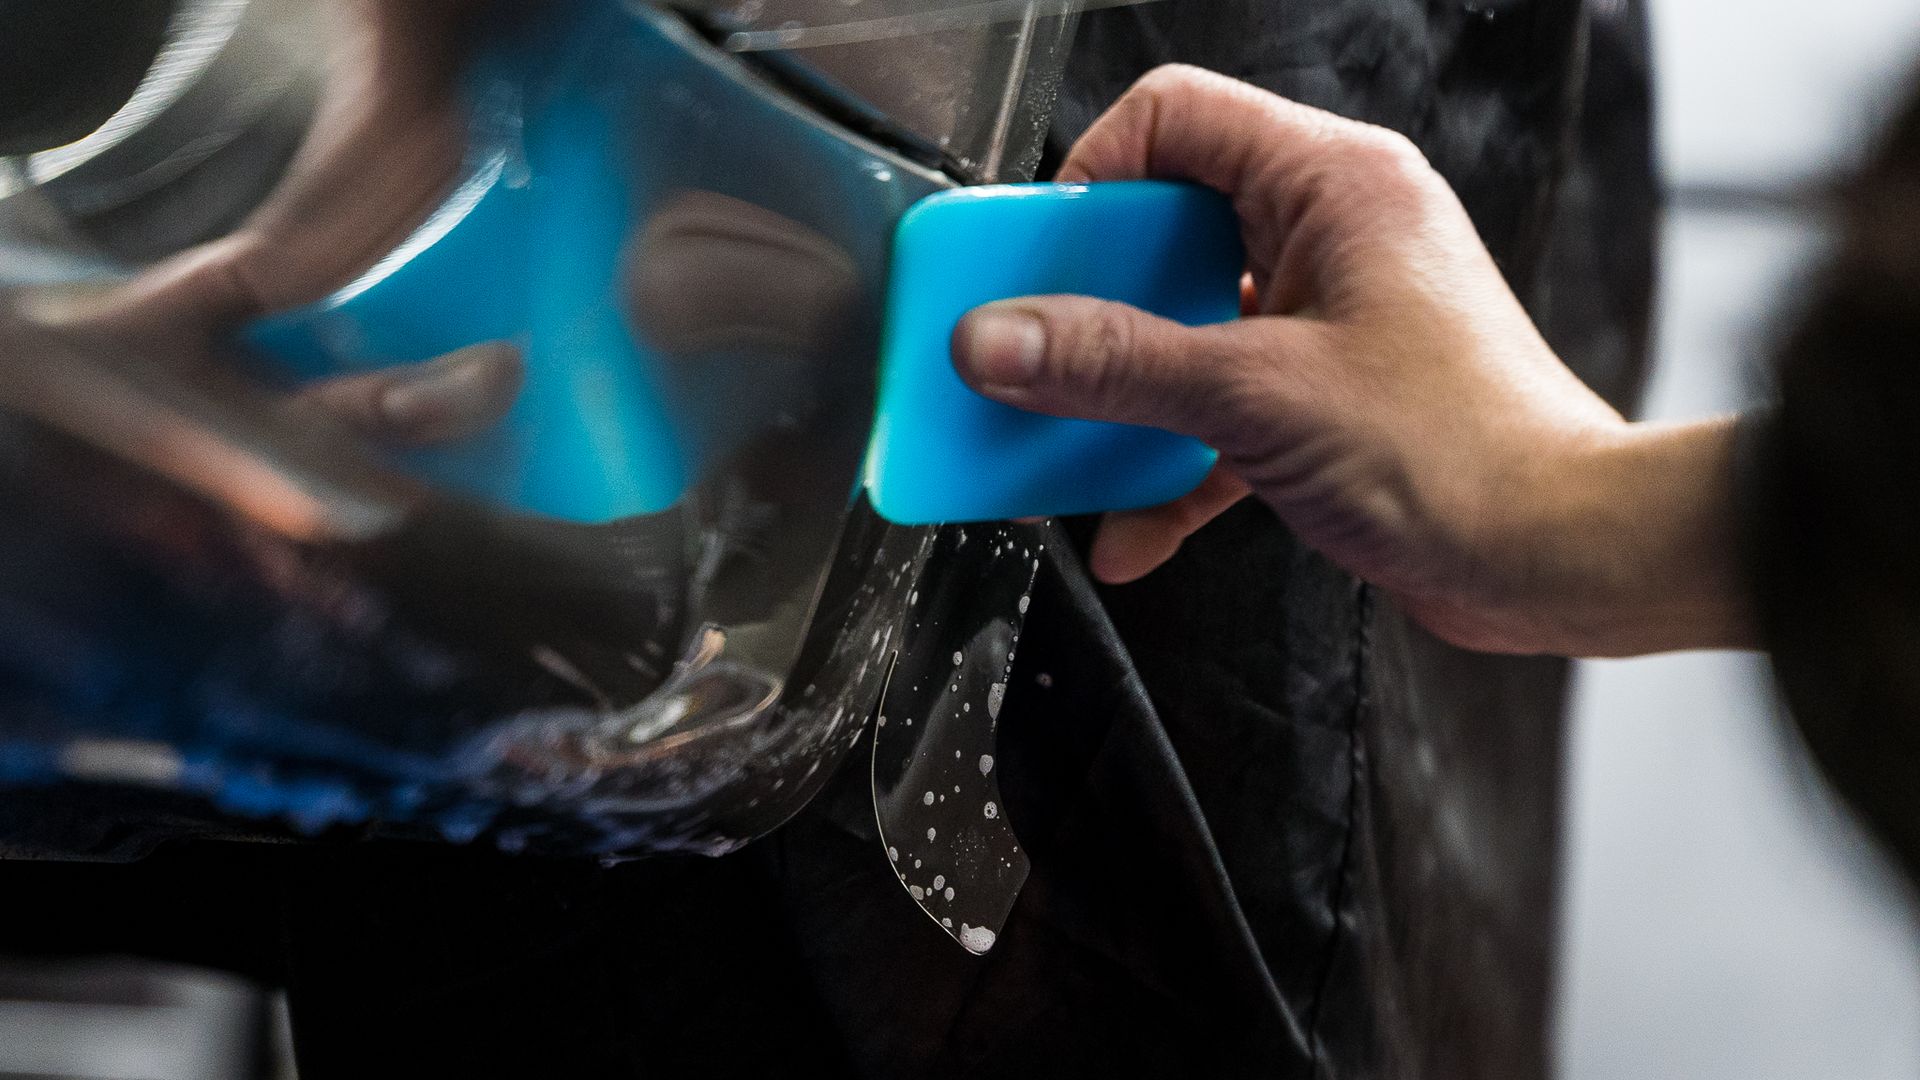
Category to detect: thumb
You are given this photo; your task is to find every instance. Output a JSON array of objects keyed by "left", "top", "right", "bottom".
[{"left": 952, "top": 296, "right": 1253, "bottom": 441}]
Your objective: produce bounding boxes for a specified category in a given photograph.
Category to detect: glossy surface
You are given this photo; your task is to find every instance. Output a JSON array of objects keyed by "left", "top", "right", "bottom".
[
  {"left": 0, "top": 0, "right": 1045, "bottom": 904},
  {"left": 869, "top": 522, "right": 1039, "bottom": 952},
  {"left": 691, "top": 0, "right": 1089, "bottom": 181}
]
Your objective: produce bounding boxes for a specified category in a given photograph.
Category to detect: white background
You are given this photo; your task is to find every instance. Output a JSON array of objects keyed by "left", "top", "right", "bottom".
[{"left": 1558, "top": 3, "right": 1920, "bottom": 1077}]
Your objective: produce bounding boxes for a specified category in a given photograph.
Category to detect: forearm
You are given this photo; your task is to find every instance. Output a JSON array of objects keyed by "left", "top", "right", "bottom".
[{"left": 1528, "top": 416, "right": 1757, "bottom": 657}]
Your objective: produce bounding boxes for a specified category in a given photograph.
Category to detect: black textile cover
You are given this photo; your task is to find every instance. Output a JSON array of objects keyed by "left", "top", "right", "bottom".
[
  {"left": 754, "top": 3, "right": 1656, "bottom": 1077},
  {"left": 0, "top": 2, "right": 1655, "bottom": 1077}
]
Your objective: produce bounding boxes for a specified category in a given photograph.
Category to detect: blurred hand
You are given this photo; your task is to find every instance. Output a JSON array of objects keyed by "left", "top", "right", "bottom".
[
  {"left": 952, "top": 66, "right": 1749, "bottom": 657},
  {"left": 289, "top": 342, "right": 523, "bottom": 447},
  {"left": 109, "top": 0, "right": 481, "bottom": 336},
  {"left": 1, "top": 0, "right": 517, "bottom": 538},
  {"left": 48, "top": 0, "right": 518, "bottom": 447}
]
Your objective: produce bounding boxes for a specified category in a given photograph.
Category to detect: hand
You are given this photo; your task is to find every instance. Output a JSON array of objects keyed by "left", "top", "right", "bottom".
[
  {"left": 952, "top": 66, "right": 1750, "bottom": 657},
  {"left": 103, "top": 0, "right": 482, "bottom": 335},
  {"left": 2, "top": 1, "right": 519, "bottom": 536}
]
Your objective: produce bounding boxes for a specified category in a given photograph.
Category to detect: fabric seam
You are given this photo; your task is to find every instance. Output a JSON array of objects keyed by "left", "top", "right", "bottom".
[{"left": 1304, "top": 581, "right": 1371, "bottom": 1080}]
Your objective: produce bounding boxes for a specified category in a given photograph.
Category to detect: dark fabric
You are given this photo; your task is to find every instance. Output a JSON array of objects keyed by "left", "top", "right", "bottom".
[
  {"left": 0, "top": 3, "right": 1656, "bottom": 1077},
  {"left": 1032, "top": 2, "right": 1654, "bottom": 1077}
]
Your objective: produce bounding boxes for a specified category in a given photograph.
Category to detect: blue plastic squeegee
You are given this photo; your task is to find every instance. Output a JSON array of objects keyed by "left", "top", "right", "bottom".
[{"left": 865, "top": 180, "right": 1244, "bottom": 524}]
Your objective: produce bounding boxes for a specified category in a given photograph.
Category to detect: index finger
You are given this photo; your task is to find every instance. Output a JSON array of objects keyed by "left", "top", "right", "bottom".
[{"left": 1056, "top": 66, "right": 1431, "bottom": 301}]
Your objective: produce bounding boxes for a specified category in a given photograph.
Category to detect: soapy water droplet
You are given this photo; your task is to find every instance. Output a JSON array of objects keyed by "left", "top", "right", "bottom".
[
  {"left": 914, "top": 859, "right": 922, "bottom": 869},
  {"left": 943, "top": 917, "right": 954, "bottom": 928},
  {"left": 923, "top": 790, "right": 935, "bottom": 805},
  {"left": 888, "top": 846, "right": 898, "bottom": 861},
  {"left": 910, "top": 884, "right": 926, "bottom": 900},
  {"left": 1018, "top": 594, "right": 1030, "bottom": 614},
  {"left": 979, "top": 754, "right": 994, "bottom": 776},
  {"left": 944, "top": 887, "right": 955, "bottom": 901},
  {"left": 952, "top": 651, "right": 964, "bottom": 666},
  {"left": 933, "top": 874, "right": 945, "bottom": 890},
  {"left": 987, "top": 682, "right": 1006, "bottom": 719},
  {"left": 984, "top": 801, "right": 998, "bottom": 819},
  {"left": 927, "top": 827, "right": 937, "bottom": 841},
  {"left": 960, "top": 925, "right": 997, "bottom": 952}
]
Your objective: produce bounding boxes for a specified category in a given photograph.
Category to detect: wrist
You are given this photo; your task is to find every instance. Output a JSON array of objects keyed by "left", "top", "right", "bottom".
[{"left": 1526, "top": 417, "right": 1756, "bottom": 656}]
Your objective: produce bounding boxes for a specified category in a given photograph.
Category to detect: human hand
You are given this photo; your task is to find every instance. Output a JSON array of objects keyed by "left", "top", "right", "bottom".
[
  {"left": 952, "top": 66, "right": 1749, "bottom": 656},
  {"left": 105, "top": 0, "right": 483, "bottom": 335},
  {"left": 47, "top": 0, "right": 508, "bottom": 443},
  {"left": 2, "top": 1, "right": 518, "bottom": 534}
]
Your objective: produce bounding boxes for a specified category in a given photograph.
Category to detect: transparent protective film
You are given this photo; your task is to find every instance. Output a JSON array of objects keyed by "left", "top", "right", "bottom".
[
  {"left": 695, "top": 0, "right": 1161, "bottom": 49},
  {"left": 870, "top": 522, "right": 1041, "bottom": 953},
  {"left": 679, "top": 0, "right": 1149, "bottom": 180},
  {"left": 0, "top": 0, "right": 1058, "bottom": 911}
]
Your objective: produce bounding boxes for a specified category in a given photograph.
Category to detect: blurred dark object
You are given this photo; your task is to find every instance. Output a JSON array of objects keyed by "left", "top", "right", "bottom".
[
  {"left": 1750, "top": 71, "right": 1920, "bottom": 887},
  {"left": 0, "top": 0, "right": 175, "bottom": 156}
]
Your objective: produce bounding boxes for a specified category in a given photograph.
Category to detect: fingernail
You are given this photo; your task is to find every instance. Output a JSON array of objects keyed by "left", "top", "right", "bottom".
[
  {"left": 958, "top": 307, "right": 1046, "bottom": 387},
  {"left": 378, "top": 350, "right": 490, "bottom": 433},
  {"left": 379, "top": 376, "right": 449, "bottom": 433}
]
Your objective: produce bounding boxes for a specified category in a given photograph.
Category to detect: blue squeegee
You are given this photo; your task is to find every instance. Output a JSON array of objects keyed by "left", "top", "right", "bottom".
[{"left": 865, "top": 180, "right": 1244, "bottom": 525}]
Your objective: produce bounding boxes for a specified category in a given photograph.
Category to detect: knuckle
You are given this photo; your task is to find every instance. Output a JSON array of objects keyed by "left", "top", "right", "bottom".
[
  {"left": 1135, "top": 63, "right": 1213, "bottom": 98},
  {"left": 1159, "top": 330, "right": 1242, "bottom": 438},
  {"left": 1131, "top": 64, "right": 1246, "bottom": 120},
  {"left": 1189, "top": 331, "right": 1286, "bottom": 447},
  {"left": 1323, "top": 128, "right": 1446, "bottom": 230},
  {"left": 1374, "top": 128, "right": 1428, "bottom": 169},
  {"left": 1341, "top": 127, "right": 1435, "bottom": 187},
  {"left": 1062, "top": 304, "right": 1139, "bottom": 402},
  {"left": 1202, "top": 373, "right": 1275, "bottom": 451}
]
